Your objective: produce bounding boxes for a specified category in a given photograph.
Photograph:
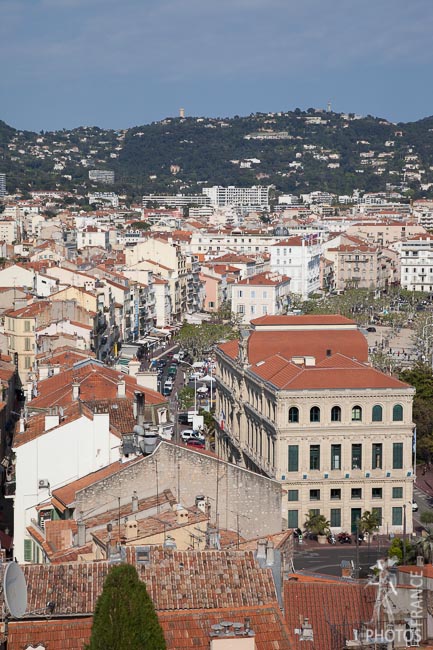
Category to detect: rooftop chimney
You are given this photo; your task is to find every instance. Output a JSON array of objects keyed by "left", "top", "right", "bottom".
[
  {"left": 72, "top": 381, "right": 80, "bottom": 401},
  {"left": 265, "top": 540, "right": 274, "bottom": 566},
  {"left": 132, "top": 491, "right": 139, "bottom": 513},
  {"left": 174, "top": 504, "right": 189, "bottom": 525},
  {"left": 125, "top": 520, "right": 138, "bottom": 541},
  {"left": 19, "top": 411, "right": 25, "bottom": 434},
  {"left": 45, "top": 408, "right": 60, "bottom": 431},
  {"left": 256, "top": 538, "right": 267, "bottom": 560},
  {"left": 77, "top": 515, "right": 86, "bottom": 547},
  {"left": 135, "top": 391, "right": 145, "bottom": 426},
  {"left": 117, "top": 377, "right": 126, "bottom": 398}
]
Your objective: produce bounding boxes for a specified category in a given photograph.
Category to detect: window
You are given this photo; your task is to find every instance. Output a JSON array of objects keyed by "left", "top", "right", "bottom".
[
  {"left": 331, "top": 406, "right": 341, "bottom": 422},
  {"left": 288, "top": 490, "right": 299, "bottom": 501},
  {"left": 237, "top": 304, "right": 245, "bottom": 314},
  {"left": 392, "top": 487, "right": 403, "bottom": 499},
  {"left": 351, "top": 488, "right": 362, "bottom": 499},
  {"left": 372, "top": 443, "right": 383, "bottom": 469},
  {"left": 372, "top": 487, "right": 383, "bottom": 499},
  {"left": 288, "top": 407, "right": 299, "bottom": 423},
  {"left": 288, "top": 510, "right": 299, "bottom": 528},
  {"left": 393, "top": 404, "right": 403, "bottom": 422},
  {"left": 310, "top": 406, "right": 320, "bottom": 423},
  {"left": 372, "top": 507, "right": 383, "bottom": 525},
  {"left": 251, "top": 290, "right": 256, "bottom": 299},
  {"left": 250, "top": 305, "right": 256, "bottom": 314},
  {"left": 263, "top": 291, "right": 268, "bottom": 299},
  {"left": 238, "top": 290, "right": 243, "bottom": 298},
  {"left": 208, "top": 301, "right": 215, "bottom": 308},
  {"left": 330, "top": 508, "right": 341, "bottom": 527},
  {"left": 393, "top": 442, "right": 403, "bottom": 469},
  {"left": 24, "top": 356, "right": 31, "bottom": 369},
  {"left": 331, "top": 444, "right": 341, "bottom": 470},
  {"left": 24, "top": 320, "right": 31, "bottom": 332},
  {"left": 310, "top": 445, "right": 320, "bottom": 470},
  {"left": 288, "top": 445, "right": 299, "bottom": 472},
  {"left": 309, "top": 509, "right": 320, "bottom": 517},
  {"left": 310, "top": 489, "right": 320, "bottom": 501},
  {"left": 330, "top": 488, "right": 341, "bottom": 500},
  {"left": 24, "top": 539, "right": 32, "bottom": 563},
  {"left": 352, "top": 444, "right": 362, "bottom": 470},
  {"left": 352, "top": 405, "right": 362, "bottom": 421},
  {"left": 372, "top": 404, "right": 383, "bottom": 422},
  {"left": 392, "top": 507, "right": 403, "bottom": 526},
  {"left": 24, "top": 337, "right": 31, "bottom": 351}
]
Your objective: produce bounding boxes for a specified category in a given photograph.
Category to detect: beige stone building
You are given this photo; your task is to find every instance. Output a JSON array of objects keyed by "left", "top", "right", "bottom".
[
  {"left": 324, "top": 243, "right": 391, "bottom": 292},
  {"left": 215, "top": 315, "right": 415, "bottom": 535}
]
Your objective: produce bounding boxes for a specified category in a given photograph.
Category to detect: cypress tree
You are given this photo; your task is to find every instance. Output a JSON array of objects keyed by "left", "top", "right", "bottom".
[{"left": 86, "top": 563, "right": 166, "bottom": 650}]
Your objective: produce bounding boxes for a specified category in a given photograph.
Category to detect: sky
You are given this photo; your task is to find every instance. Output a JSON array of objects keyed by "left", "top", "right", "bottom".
[{"left": 2, "top": 0, "right": 433, "bottom": 132}]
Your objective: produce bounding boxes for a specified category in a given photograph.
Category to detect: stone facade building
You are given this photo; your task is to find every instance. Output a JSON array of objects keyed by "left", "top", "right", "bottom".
[{"left": 215, "top": 315, "right": 416, "bottom": 535}]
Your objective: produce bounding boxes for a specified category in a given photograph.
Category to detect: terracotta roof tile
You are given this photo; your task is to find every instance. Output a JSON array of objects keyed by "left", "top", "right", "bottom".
[{"left": 284, "top": 580, "right": 376, "bottom": 650}]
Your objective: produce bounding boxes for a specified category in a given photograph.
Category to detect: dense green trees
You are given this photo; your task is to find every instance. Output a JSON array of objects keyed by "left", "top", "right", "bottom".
[
  {"left": 86, "top": 564, "right": 166, "bottom": 650},
  {"left": 3, "top": 110, "right": 433, "bottom": 197}
]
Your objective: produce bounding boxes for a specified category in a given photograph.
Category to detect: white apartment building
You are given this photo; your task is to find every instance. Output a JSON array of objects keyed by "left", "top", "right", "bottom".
[
  {"left": 398, "top": 235, "right": 433, "bottom": 292},
  {"left": 231, "top": 272, "right": 291, "bottom": 323},
  {"left": 77, "top": 226, "right": 110, "bottom": 250},
  {"left": 88, "top": 169, "right": 115, "bottom": 183},
  {"left": 202, "top": 185, "right": 271, "bottom": 209},
  {"left": 270, "top": 235, "right": 322, "bottom": 299},
  {"left": 0, "top": 218, "right": 17, "bottom": 244},
  {"left": 215, "top": 315, "right": 415, "bottom": 535},
  {"left": 142, "top": 194, "right": 210, "bottom": 207},
  {"left": 0, "top": 173, "right": 6, "bottom": 197}
]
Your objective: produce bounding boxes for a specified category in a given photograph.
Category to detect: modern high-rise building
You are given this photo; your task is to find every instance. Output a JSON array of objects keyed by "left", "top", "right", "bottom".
[
  {"left": 0, "top": 173, "right": 6, "bottom": 197},
  {"left": 202, "top": 185, "right": 271, "bottom": 209}
]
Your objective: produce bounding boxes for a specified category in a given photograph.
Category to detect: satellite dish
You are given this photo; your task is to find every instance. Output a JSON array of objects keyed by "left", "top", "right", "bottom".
[{"left": 3, "top": 562, "right": 28, "bottom": 618}]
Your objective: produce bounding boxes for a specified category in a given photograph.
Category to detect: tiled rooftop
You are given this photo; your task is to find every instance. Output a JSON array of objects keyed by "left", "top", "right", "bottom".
[
  {"left": 284, "top": 579, "right": 376, "bottom": 650},
  {"left": 0, "top": 549, "right": 278, "bottom": 617}
]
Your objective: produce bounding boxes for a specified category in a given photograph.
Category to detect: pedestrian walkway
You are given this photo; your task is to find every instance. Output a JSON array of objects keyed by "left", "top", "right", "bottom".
[{"left": 415, "top": 464, "right": 433, "bottom": 496}]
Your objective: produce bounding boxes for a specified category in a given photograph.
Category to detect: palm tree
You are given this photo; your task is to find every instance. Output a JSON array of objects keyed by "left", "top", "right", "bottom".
[
  {"left": 415, "top": 526, "right": 433, "bottom": 563},
  {"left": 359, "top": 510, "right": 380, "bottom": 565},
  {"left": 304, "top": 512, "right": 330, "bottom": 539}
]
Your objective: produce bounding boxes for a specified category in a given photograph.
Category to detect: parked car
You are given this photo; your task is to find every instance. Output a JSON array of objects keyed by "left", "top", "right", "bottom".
[
  {"left": 412, "top": 501, "right": 418, "bottom": 512},
  {"left": 186, "top": 439, "right": 205, "bottom": 449},
  {"left": 366, "top": 326, "right": 376, "bottom": 333},
  {"left": 181, "top": 429, "right": 204, "bottom": 442}
]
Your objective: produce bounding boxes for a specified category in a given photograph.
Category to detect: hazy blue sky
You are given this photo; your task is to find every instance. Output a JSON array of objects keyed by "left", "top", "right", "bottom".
[{"left": 2, "top": 0, "right": 433, "bottom": 131}]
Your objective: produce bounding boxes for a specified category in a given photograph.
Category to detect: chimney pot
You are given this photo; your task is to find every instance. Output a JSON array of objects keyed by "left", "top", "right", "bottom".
[
  {"left": 72, "top": 381, "right": 80, "bottom": 400},
  {"left": 132, "top": 491, "right": 139, "bottom": 513}
]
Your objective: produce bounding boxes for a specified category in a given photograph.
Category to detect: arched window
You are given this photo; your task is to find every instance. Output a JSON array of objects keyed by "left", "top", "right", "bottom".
[
  {"left": 331, "top": 406, "right": 341, "bottom": 422},
  {"left": 352, "top": 405, "right": 362, "bottom": 422},
  {"left": 289, "top": 407, "right": 299, "bottom": 423},
  {"left": 372, "top": 405, "right": 383, "bottom": 422},
  {"left": 393, "top": 404, "right": 403, "bottom": 422},
  {"left": 310, "top": 406, "right": 320, "bottom": 423}
]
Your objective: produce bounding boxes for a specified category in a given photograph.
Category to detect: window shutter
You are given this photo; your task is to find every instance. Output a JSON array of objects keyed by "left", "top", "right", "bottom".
[{"left": 24, "top": 539, "right": 32, "bottom": 562}]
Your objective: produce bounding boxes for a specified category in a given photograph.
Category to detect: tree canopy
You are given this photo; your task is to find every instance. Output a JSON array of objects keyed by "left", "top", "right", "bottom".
[{"left": 86, "top": 564, "right": 166, "bottom": 650}]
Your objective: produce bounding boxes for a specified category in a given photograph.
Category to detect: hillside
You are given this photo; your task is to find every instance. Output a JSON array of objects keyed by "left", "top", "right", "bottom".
[{"left": 1, "top": 109, "right": 433, "bottom": 200}]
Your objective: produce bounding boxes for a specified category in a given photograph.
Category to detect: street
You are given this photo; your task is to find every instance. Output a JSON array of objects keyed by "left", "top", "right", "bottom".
[{"left": 294, "top": 539, "right": 390, "bottom": 577}]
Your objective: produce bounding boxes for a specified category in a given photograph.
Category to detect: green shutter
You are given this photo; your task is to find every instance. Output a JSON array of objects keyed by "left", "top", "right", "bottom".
[
  {"left": 330, "top": 508, "right": 341, "bottom": 527},
  {"left": 288, "top": 445, "right": 299, "bottom": 472},
  {"left": 287, "top": 510, "right": 299, "bottom": 528},
  {"left": 393, "top": 443, "right": 403, "bottom": 469},
  {"left": 392, "top": 507, "right": 403, "bottom": 526},
  {"left": 288, "top": 490, "right": 299, "bottom": 501},
  {"left": 24, "top": 539, "right": 32, "bottom": 562}
]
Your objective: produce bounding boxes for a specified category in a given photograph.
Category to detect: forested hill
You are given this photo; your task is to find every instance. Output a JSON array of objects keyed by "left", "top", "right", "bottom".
[{"left": 2, "top": 109, "right": 433, "bottom": 200}]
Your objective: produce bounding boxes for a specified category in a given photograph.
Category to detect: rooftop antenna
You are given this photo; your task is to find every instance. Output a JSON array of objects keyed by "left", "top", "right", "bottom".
[{"left": 3, "top": 562, "right": 28, "bottom": 619}]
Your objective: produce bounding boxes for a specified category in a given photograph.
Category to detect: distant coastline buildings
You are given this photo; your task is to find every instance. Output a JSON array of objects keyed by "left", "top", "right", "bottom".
[{"left": 143, "top": 185, "right": 271, "bottom": 210}]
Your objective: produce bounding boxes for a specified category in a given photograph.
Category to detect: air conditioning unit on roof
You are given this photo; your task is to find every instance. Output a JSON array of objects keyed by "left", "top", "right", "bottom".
[{"left": 38, "top": 479, "right": 50, "bottom": 489}]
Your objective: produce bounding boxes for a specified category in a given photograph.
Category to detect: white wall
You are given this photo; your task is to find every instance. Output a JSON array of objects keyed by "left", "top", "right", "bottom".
[{"left": 14, "top": 413, "right": 119, "bottom": 562}]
